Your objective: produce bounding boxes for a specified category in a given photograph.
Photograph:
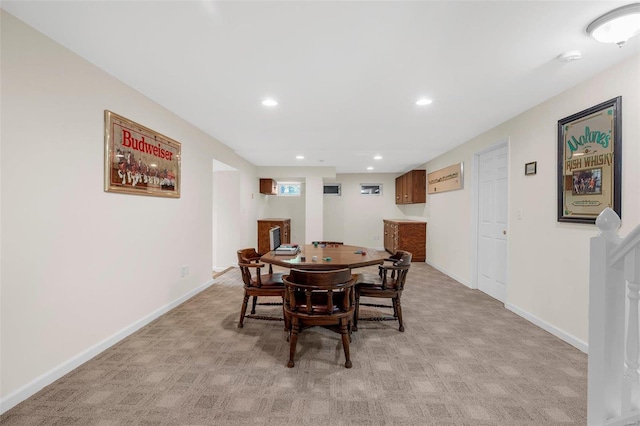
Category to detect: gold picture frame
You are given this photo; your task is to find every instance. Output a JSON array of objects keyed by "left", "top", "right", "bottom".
[{"left": 104, "top": 111, "right": 181, "bottom": 198}]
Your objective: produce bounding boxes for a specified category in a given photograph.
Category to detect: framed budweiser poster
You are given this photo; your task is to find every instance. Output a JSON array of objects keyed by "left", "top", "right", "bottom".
[{"left": 104, "top": 110, "right": 181, "bottom": 198}]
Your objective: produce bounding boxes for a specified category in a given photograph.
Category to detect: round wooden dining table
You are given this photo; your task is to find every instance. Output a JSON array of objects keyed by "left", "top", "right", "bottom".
[{"left": 260, "top": 244, "right": 384, "bottom": 270}]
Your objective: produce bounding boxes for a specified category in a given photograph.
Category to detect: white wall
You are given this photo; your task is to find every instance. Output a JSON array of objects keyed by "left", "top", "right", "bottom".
[
  {"left": 323, "top": 173, "right": 403, "bottom": 248},
  {"left": 421, "top": 54, "right": 640, "bottom": 348},
  {"left": 0, "top": 11, "right": 263, "bottom": 409},
  {"left": 261, "top": 188, "right": 306, "bottom": 244},
  {"left": 305, "top": 177, "right": 324, "bottom": 243},
  {"left": 257, "top": 166, "right": 336, "bottom": 245},
  {"left": 213, "top": 170, "right": 242, "bottom": 270},
  {"left": 262, "top": 173, "right": 406, "bottom": 249}
]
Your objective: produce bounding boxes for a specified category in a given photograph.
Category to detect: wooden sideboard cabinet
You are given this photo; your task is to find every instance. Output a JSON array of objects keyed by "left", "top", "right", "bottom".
[
  {"left": 395, "top": 170, "right": 426, "bottom": 204},
  {"left": 257, "top": 218, "right": 291, "bottom": 254},
  {"left": 383, "top": 219, "right": 426, "bottom": 262},
  {"left": 259, "top": 179, "right": 277, "bottom": 195}
]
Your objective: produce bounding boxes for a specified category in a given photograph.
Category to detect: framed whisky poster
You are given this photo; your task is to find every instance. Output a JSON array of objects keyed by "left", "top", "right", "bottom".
[{"left": 557, "top": 97, "right": 621, "bottom": 223}]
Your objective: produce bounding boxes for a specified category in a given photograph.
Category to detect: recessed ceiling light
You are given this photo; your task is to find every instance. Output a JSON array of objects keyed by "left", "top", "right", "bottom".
[
  {"left": 367, "top": 166, "right": 374, "bottom": 170},
  {"left": 374, "top": 155, "right": 382, "bottom": 160},
  {"left": 416, "top": 98, "right": 433, "bottom": 106},
  {"left": 296, "top": 155, "right": 304, "bottom": 160},
  {"left": 262, "top": 99, "right": 278, "bottom": 107}
]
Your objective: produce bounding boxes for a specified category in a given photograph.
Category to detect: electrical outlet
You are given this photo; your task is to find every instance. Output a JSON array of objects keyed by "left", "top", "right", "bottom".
[{"left": 180, "top": 265, "right": 189, "bottom": 278}]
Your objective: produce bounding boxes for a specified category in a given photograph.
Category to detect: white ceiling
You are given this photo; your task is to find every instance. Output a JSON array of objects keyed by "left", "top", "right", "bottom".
[{"left": 3, "top": 1, "right": 639, "bottom": 173}]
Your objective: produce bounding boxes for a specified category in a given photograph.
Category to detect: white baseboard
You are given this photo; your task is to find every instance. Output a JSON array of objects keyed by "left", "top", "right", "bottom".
[
  {"left": 604, "top": 411, "right": 640, "bottom": 426},
  {"left": 506, "top": 303, "right": 588, "bottom": 354},
  {"left": 212, "top": 265, "right": 233, "bottom": 273},
  {"left": 425, "top": 260, "right": 471, "bottom": 288},
  {"left": 424, "top": 261, "right": 588, "bottom": 354},
  {"left": 0, "top": 278, "right": 215, "bottom": 415}
]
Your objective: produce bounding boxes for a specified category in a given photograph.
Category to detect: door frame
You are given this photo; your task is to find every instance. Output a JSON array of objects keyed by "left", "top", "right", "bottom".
[
  {"left": 212, "top": 159, "right": 240, "bottom": 272},
  {"left": 470, "top": 138, "right": 510, "bottom": 293}
]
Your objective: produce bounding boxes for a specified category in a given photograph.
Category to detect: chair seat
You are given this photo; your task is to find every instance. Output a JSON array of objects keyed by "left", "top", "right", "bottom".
[
  {"left": 358, "top": 285, "right": 400, "bottom": 293},
  {"left": 355, "top": 273, "right": 379, "bottom": 284},
  {"left": 356, "top": 273, "right": 400, "bottom": 290},
  {"left": 248, "top": 272, "right": 284, "bottom": 288}
]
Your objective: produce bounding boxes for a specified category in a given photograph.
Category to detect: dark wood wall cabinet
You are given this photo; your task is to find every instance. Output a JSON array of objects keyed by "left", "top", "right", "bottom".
[
  {"left": 257, "top": 218, "right": 291, "bottom": 254},
  {"left": 259, "top": 179, "right": 277, "bottom": 195},
  {"left": 395, "top": 170, "right": 426, "bottom": 204},
  {"left": 383, "top": 219, "right": 426, "bottom": 262}
]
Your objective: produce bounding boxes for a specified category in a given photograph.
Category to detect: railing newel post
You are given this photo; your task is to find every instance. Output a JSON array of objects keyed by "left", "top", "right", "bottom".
[
  {"left": 588, "top": 208, "right": 624, "bottom": 425},
  {"left": 623, "top": 247, "right": 640, "bottom": 414}
]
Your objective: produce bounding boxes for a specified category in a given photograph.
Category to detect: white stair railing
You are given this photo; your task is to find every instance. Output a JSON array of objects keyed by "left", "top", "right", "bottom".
[{"left": 588, "top": 208, "right": 640, "bottom": 426}]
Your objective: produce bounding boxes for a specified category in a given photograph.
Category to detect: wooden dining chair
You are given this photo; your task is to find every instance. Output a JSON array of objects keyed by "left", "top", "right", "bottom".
[
  {"left": 237, "top": 248, "right": 286, "bottom": 330},
  {"left": 283, "top": 268, "right": 357, "bottom": 368},
  {"left": 354, "top": 250, "right": 412, "bottom": 332}
]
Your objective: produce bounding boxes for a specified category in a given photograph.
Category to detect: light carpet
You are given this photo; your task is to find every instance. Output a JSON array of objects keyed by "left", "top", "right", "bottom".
[{"left": 0, "top": 262, "right": 587, "bottom": 425}]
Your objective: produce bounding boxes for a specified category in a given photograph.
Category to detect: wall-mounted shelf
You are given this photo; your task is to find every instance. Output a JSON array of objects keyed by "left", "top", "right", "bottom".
[
  {"left": 260, "top": 178, "right": 277, "bottom": 195},
  {"left": 395, "top": 170, "right": 426, "bottom": 204}
]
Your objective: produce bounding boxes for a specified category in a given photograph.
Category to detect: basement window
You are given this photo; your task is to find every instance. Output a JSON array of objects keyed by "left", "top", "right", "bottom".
[
  {"left": 360, "top": 183, "right": 382, "bottom": 195},
  {"left": 277, "top": 182, "right": 301, "bottom": 196}
]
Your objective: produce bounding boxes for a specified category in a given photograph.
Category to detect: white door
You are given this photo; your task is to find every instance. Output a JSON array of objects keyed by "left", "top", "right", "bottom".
[{"left": 477, "top": 144, "right": 508, "bottom": 302}]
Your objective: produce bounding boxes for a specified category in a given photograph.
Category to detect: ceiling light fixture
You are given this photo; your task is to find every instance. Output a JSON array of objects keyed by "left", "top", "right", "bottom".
[
  {"left": 374, "top": 155, "right": 382, "bottom": 160},
  {"left": 416, "top": 98, "right": 433, "bottom": 106},
  {"left": 296, "top": 155, "right": 304, "bottom": 160},
  {"left": 262, "top": 98, "right": 278, "bottom": 106},
  {"left": 586, "top": 3, "right": 640, "bottom": 46},
  {"left": 367, "top": 166, "right": 374, "bottom": 170}
]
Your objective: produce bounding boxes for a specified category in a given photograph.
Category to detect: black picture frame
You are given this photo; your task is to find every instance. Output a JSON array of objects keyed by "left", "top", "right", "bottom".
[
  {"left": 525, "top": 161, "right": 537, "bottom": 175},
  {"left": 557, "top": 97, "right": 621, "bottom": 224}
]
